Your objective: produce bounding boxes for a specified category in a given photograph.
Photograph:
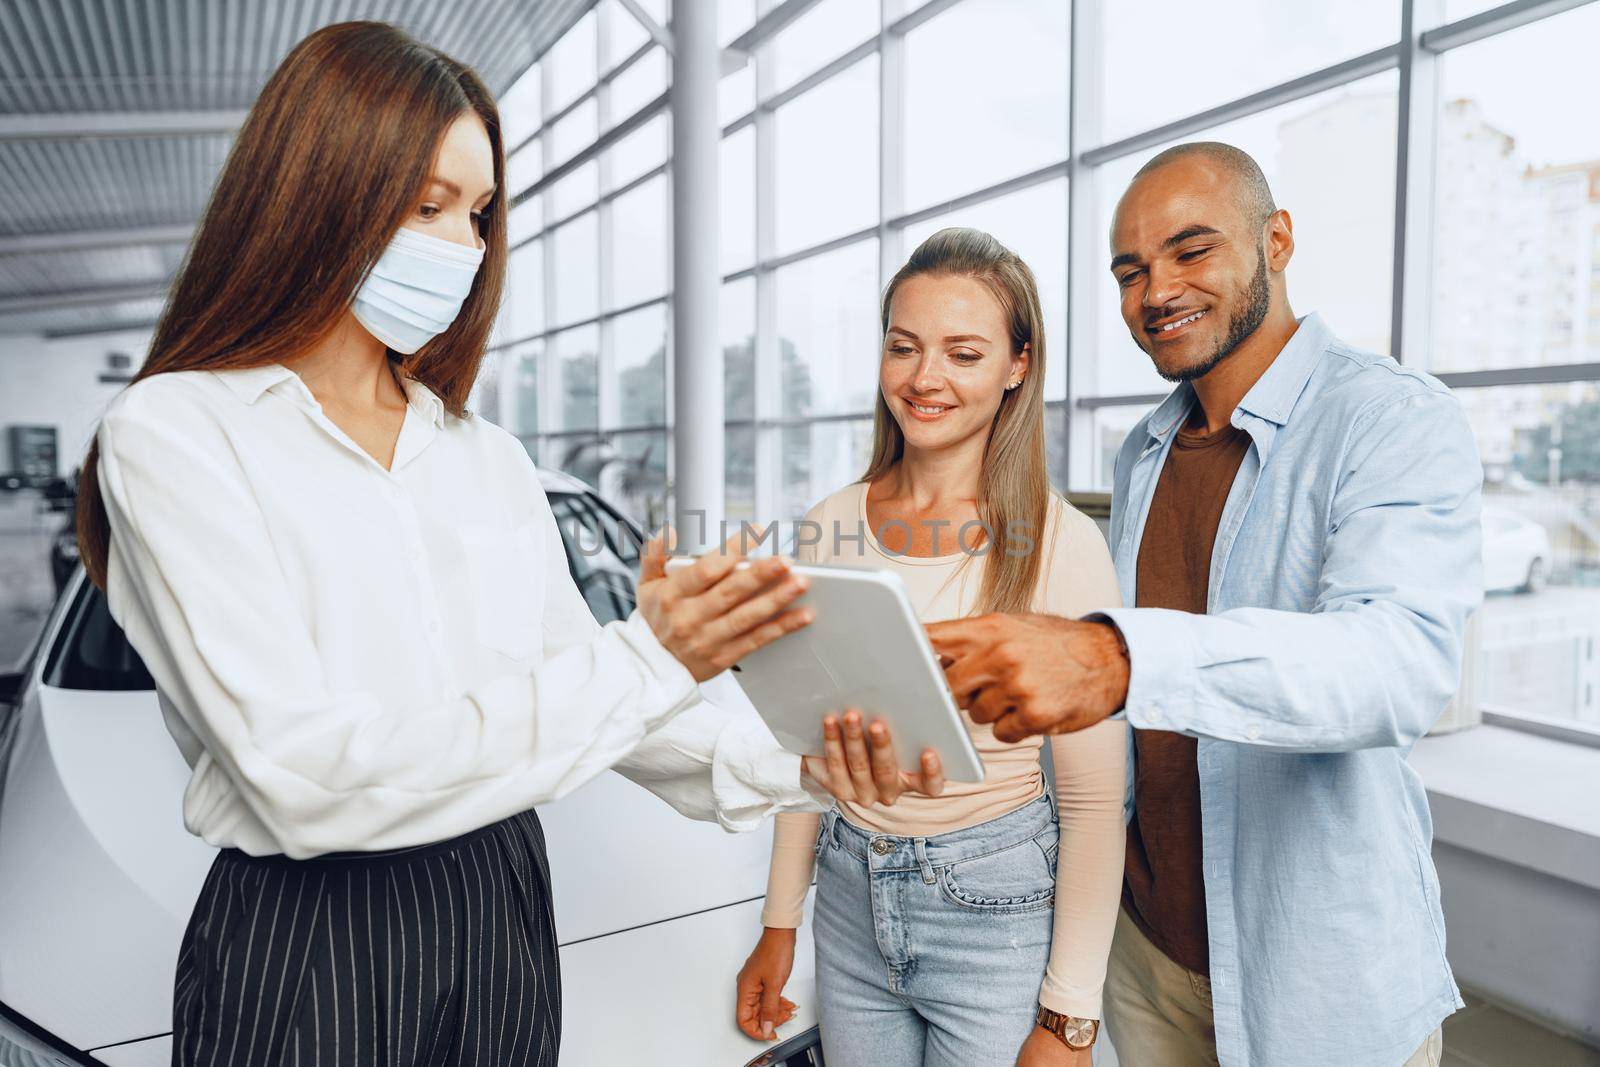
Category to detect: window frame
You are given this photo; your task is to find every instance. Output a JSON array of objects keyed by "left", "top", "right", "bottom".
[{"left": 489, "top": 0, "right": 1600, "bottom": 739}]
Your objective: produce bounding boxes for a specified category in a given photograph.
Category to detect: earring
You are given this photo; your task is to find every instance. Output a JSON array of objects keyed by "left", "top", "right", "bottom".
[{"left": 1006, "top": 380, "right": 1021, "bottom": 390}]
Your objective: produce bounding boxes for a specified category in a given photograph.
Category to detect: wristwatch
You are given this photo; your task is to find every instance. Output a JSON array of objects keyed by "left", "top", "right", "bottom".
[{"left": 1035, "top": 1005, "right": 1098, "bottom": 1050}]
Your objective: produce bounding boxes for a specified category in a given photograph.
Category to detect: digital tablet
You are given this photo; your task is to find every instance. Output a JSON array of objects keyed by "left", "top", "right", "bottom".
[{"left": 665, "top": 557, "right": 986, "bottom": 783}]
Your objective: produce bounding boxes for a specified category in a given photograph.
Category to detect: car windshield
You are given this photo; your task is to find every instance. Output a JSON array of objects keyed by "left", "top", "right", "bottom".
[
  {"left": 45, "top": 488, "right": 642, "bottom": 691},
  {"left": 45, "top": 581, "right": 155, "bottom": 691},
  {"left": 547, "top": 491, "right": 642, "bottom": 626}
]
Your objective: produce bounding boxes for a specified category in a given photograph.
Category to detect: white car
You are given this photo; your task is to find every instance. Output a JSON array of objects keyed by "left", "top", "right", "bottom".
[
  {"left": 1481, "top": 506, "right": 1553, "bottom": 595},
  {"left": 0, "top": 469, "right": 821, "bottom": 1067}
]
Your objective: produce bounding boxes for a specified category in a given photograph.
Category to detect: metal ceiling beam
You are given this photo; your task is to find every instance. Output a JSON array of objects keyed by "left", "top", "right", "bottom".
[
  {"left": 0, "top": 110, "right": 247, "bottom": 140},
  {"left": 42, "top": 318, "right": 163, "bottom": 340},
  {"left": 0, "top": 282, "right": 167, "bottom": 314},
  {"left": 0, "top": 224, "right": 194, "bottom": 255},
  {"left": 1420, "top": 0, "right": 1595, "bottom": 53},
  {"left": 725, "top": 0, "right": 826, "bottom": 54},
  {"left": 617, "top": 0, "right": 673, "bottom": 53}
]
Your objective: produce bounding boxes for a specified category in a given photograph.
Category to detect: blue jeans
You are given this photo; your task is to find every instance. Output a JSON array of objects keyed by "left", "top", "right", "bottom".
[{"left": 813, "top": 793, "right": 1059, "bottom": 1067}]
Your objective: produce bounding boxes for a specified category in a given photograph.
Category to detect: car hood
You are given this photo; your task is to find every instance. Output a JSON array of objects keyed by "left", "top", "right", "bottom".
[{"left": 0, "top": 684, "right": 212, "bottom": 1050}]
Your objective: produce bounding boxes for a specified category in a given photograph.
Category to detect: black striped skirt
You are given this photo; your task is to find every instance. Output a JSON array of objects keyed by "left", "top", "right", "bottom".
[{"left": 171, "top": 808, "right": 560, "bottom": 1067}]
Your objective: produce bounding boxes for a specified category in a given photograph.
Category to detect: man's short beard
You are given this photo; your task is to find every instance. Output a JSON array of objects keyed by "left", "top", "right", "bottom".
[{"left": 1158, "top": 247, "right": 1271, "bottom": 383}]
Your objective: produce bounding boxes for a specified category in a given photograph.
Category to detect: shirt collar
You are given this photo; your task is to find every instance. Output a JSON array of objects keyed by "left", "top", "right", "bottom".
[
  {"left": 399, "top": 373, "right": 446, "bottom": 430},
  {"left": 213, "top": 361, "right": 445, "bottom": 430},
  {"left": 214, "top": 362, "right": 299, "bottom": 405},
  {"left": 1145, "top": 382, "right": 1199, "bottom": 443},
  {"left": 1234, "top": 312, "right": 1331, "bottom": 427},
  {"left": 1142, "top": 311, "right": 1331, "bottom": 444}
]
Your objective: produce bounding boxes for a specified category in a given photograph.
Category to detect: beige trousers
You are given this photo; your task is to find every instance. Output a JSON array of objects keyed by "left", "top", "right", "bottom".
[{"left": 1102, "top": 907, "right": 1444, "bottom": 1067}]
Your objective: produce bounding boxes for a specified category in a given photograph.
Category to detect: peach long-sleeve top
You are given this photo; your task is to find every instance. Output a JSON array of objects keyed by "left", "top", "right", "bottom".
[{"left": 760, "top": 482, "right": 1128, "bottom": 1019}]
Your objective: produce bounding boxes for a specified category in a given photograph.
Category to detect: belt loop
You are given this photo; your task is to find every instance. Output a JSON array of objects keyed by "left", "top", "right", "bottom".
[
  {"left": 913, "top": 838, "right": 936, "bottom": 885},
  {"left": 822, "top": 808, "right": 839, "bottom": 851}
]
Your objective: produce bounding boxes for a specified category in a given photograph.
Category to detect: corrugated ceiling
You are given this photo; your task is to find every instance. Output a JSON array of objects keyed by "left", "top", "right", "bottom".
[{"left": 0, "top": 0, "right": 594, "bottom": 336}]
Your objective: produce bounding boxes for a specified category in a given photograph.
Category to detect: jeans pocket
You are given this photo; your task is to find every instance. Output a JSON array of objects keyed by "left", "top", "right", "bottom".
[
  {"left": 1036, "top": 822, "right": 1060, "bottom": 872},
  {"left": 937, "top": 839, "right": 1057, "bottom": 914}
]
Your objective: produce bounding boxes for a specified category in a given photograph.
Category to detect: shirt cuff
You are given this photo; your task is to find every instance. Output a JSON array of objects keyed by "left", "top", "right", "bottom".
[
  {"left": 1091, "top": 608, "right": 1200, "bottom": 733},
  {"left": 710, "top": 716, "right": 828, "bottom": 833},
  {"left": 1037, "top": 976, "right": 1103, "bottom": 1022}
]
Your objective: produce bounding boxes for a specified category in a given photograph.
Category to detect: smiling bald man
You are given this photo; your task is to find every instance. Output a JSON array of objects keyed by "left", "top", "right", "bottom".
[{"left": 928, "top": 143, "right": 1479, "bottom": 1067}]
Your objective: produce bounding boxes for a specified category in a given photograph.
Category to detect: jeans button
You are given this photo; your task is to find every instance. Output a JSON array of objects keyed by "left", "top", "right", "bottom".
[{"left": 871, "top": 838, "right": 892, "bottom": 856}]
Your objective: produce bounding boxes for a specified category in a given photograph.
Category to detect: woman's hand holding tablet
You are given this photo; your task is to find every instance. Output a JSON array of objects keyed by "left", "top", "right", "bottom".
[{"left": 800, "top": 708, "right": 946, "bottom": 805}]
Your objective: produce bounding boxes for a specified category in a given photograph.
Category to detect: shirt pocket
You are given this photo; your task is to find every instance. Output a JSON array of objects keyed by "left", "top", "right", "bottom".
[{"left": 458, "top": 520, "right": 545, "bottom": 660}]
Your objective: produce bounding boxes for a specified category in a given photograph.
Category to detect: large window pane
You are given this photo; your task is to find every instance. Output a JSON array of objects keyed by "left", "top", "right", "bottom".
[
  {"left": 768, "top": 0, "right": 878, "bottom": 97},
  {"left": 1075, "top": 402, "right": 1153, "bottom": 492},
  {"left": 603, "top": 0, "right": 655, "bottom": 69},
  {"left": 506, "top": 340, "right": 542, "bottom": 437},
  {"left": 1429, "top": 4, "right": 1600, "bottom": 373},
  {"left": 723, "top": 277, "right": 756, "bottom": 420},
  {"left": 550, "top": 162, "right": 599, "bottom": 219},
  {"left": 508, "top": 195, "right": 542, "bottom": 246},
  {"left": 721, "top": 126, "right": 756, "bottom": 273},
  {"left": 1096, "top": 0, "right": 1397, "bottom": 145},
  {"left": 613, "top": 303, "right": 667, "bottom": 427},
  {"left": 775, "top": 239, "right": 880, "bottom": 417},
  {"left": 471, "top": 345, "right": 505, "bottom": 424},
  {"left": 553, "top": 324, "right": 600, "bottom": 432},
  {"left": 609, "top": 429, "right": 670, "bottom": 529},
  {"left": 505, "top": 239, "right": 544, "bottom": 341},
  {"left": 727, "top": 424, "right": 757, "bottom": 526},
  {"left": 507, "top": 141, "right": 542, "bottom": 201},
  {"left": 553, "top": 211, "right": 599, "bottom": 327},
  {"left": 608, "top": 47, "right": 667, "bottom": 124},
  {"left": 549, "top": 9, "right": 598, "bottom": 115},
  {"left": 781, "top": 418, "right": 876, "bottom": 522},
  {"left": 720, "top": 62, "right": 755, "bottom": 126},
  {"left": 775, "top": 58, "right": 879, "bottom": 255},
  {"left": 1045, "top": 402, "right": 1069, "bottom": 493},
  {"left": 902, "top": 0, "right": 1068, "bottom": 212},
  {"left": 606, "top": 113, "right": 669, "bottom": 192},
  {"left": 1457, "top": 382, "right": 1600, "bottom": 733},
  {"left": 550, "top": 98, "right": 599, "bottom": 169},
  {"left": 720, "top": 0, "right": 756, "bottom": 45},
  {"left": 609, "top": 174, "right": 669, "bottom": 308},
  {"left": 1090, "top": 74, "right": 1398, "bottom": 397},
  {"left": 899, "top": 178, "right": 1069, "bottom": 400},
  {"left": 500, "top": 63, "right": 541, "bottom": 149}
]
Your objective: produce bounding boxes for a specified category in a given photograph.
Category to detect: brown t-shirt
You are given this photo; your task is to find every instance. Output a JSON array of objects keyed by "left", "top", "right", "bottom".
[{"left": 1122, "top": 414, "right": 1251, "bottom": 977}]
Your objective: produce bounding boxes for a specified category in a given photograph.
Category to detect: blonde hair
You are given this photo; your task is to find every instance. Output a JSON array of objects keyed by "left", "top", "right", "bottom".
[{"left": 864, "top": 227, "right": 1053, "bottom": 615}]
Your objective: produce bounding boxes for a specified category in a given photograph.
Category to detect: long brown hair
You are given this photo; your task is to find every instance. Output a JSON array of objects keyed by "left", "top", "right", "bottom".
[
  {"left": 76, "top": 21, "right": 508, "bottom": 592},
  {"left": 863, "top": 227, "right": 1054, "bottom": 615}
]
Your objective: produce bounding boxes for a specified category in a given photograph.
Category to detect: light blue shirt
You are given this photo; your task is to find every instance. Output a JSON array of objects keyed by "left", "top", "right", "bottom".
[{"left": 1102, "top": 313, "right": 1480, "bottom": 1067}]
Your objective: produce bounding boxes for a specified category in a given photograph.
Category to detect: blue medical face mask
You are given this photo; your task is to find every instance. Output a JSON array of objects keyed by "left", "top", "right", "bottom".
[{"left": 351, "top": 225, "right": 485, "bottom": 355}]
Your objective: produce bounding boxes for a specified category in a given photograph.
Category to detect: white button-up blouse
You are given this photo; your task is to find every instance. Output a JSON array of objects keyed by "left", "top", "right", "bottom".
[{"left": 95, "top": 361, "right": 814, "bottom": 860}]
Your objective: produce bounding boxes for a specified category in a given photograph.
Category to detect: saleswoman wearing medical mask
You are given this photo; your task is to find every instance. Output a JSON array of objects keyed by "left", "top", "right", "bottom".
[{"left": 74, "top": 22, "right": 936, "bottom": 1067}]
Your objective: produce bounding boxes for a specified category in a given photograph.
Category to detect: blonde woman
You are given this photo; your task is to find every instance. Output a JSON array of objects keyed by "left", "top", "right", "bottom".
[{"left": 734, "top": 229, "right": 1128, "bottom": 1066}]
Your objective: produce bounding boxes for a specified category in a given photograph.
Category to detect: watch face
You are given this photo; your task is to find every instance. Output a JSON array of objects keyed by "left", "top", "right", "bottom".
[{"left": 1064, "top": 1018, "right": 1096, "bottom": 1049}]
